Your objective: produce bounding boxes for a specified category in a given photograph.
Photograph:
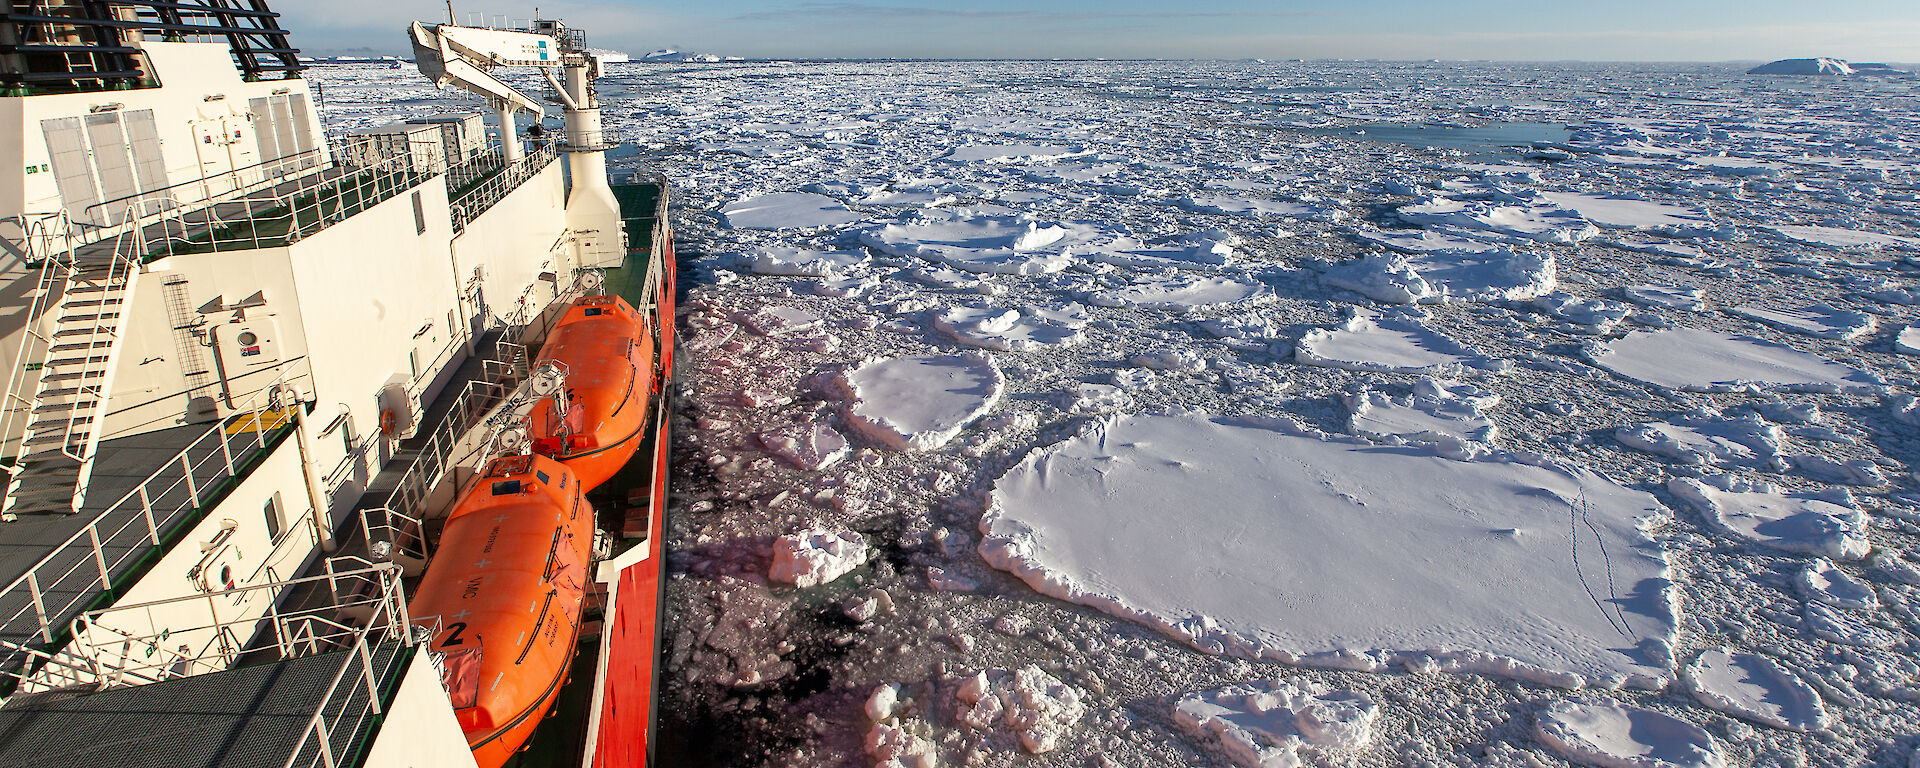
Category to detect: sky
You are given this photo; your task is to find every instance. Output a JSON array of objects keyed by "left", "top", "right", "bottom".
[{"left": 285, "top": 1, "right": 1920, "bottom": 63}]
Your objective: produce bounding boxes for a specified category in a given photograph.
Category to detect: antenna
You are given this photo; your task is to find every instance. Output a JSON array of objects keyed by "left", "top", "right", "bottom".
[{"left": 445, "top": 1, "right": 456, "bottom": 24}]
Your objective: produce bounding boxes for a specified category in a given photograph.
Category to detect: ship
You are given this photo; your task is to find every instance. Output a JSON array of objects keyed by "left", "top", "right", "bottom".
[{"left": 0, "top": 3, "right": 675, "bottom": 767}]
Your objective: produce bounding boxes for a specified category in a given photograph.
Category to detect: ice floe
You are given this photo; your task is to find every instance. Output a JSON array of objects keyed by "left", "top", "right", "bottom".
[
  {"left": 980, "top": 412, "right": 1676, "bottom": 688},
  {"left": 833, "top": 353, "right": 1004, "bottom": 451},
  {"left": 1540, "top": 192, "right": 1727, "bottom": 238},
  {"left": 1321, "top": 249, "right": 1557, "bottom": 304},
  {"left": 1768, "top": 224, "right": 1920, "bottom": 251},
  {"left": 1895, "top": 325, "right": 1919, "bottom": 356},
  {"left": 1684, "top": 649, "right": 1827, "bottom": 732},
  {"left": 1613, "top": 413, "right": 1783, "bottom": 470},
  {"left": 1297, "top": 311, "right": 1506, "bottom": 375},
  {"left": 1173, "top": 680, "right": 1379, "bottom": 768},
  {"left": 1087, "top": 273, "right": 1275, "bottom": 312},
  {"left": 1729, "top": 304, "right": 1875, "bottom": 341},
  {"left": 1346, "top": 378, "right": 1499, "bottom": 450},
  {"left": 860, "top": 211, "right": 1083, "bottom": 275},
  {"left": 931, "top": 304, "right": 1089, "bottom": 351},
  {"left": 1622, "top": 285, "right": 1705, "bottom": 312},
  {"left": 1535, "top": 700, "right": 1724, "bottom": 768},
  {"left": 721, "top": 192, "right": 865, "bottom": 230},
  {"left": 1667, "top": 477, "right": 1869, "bottom": 560},
  {"left": 1591, "top": 328, "right": 1880, "bottom": 394},
  {"left": 744, "top": 246, "right": 869, "bottom": 277}
]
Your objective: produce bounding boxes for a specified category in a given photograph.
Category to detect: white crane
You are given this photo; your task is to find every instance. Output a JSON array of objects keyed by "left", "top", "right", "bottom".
[{"left": 409, "top": 17, "right": 625, "bottom": 268}]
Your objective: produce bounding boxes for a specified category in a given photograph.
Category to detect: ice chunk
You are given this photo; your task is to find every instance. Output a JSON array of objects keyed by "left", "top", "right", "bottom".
[
  {"left": 1535, "top": 700, "right": 1724, "bottom": 768},
  {"left": 1729, "top": 304, "right": 1875, "bottom": 341},
  {"left": 1296, "top": 311, "right": 1504, "bottom": 376},
  {"left": 745, "top": 246, "right": 869, "bottom": 277},
  {"left": 1088, "top": 274, "right": 1275, "bottom": 312},
  {"left": 1173, "top": 680, "right": 1379, "bottom": 768},
  {"left": 1320, "top": 253, "right": 1435, "bottom": 304},
  {"left": 1129, "top": 348, "right": 1207, "bottom": 374},
  {"left": 1398, "top": 194, "right": 1598, "bottom": 244},
  {"left": 980, "top": 413, "right": 1676, "bottom": 689},
  {"left": 944, "top": 143, "right": 1089, "bottom": 163},
  {"left": 951, "top": 666, "right": 1087, "bottom": 754},
  {"left": 742, "top": 305, "right": 822, "bottom": 336},
  {"left": 721, "top": 192, "right": 865, "bottom": 230},
  {"left": 1684, "top": 649, "right": 1827, "bottom": 732},
  {"left": 1785, "top": 454, "right": 1885, "bottom": 486},
  {"left": 1667, "top": 477, "right": 1869, "bottom": 560},
  {"left": 1804, "top": 601, "right": 1900, "bottom": 648},
  {"left": 759, "top": 423, "right": 850, "bottom": 471},
  {"left": 769, "top": 528, "right": 869, "bottom": 588},
  {"left": 833, "top": 354, "right": 1005, "bottom": 451},
  {"left": 1590, "top": 328, "right": 1879, "bottom": 394},
  {"left": 1535, "top": 294, "right": 1633, "bottom": 334}
]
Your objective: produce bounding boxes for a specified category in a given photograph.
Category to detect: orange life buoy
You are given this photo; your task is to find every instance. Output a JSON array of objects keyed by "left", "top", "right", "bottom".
[{"left": 379, "top": 408, "right": 397, "bottom": 436}]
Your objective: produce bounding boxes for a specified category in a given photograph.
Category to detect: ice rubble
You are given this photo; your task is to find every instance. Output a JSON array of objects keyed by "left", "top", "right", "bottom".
[
  {"left": 769, "top": 528, "right": 869, "bottom": 588},
  {"left": 833, "top": 354, "right": 1005, "bottom": 451},
  {"left": 1590, "top": 328, "right": 1880, "bottom": 394},
  {"left": 1667, "top": 477, "right": 1870, "bottom": 560},
  {"left": 1683, "top": 649, "right": 1827, "bottom": 732},
  {"left": 1320, "top": 249, "right": 1557, "bottom": 304},
  {"left": 931, "top": 304, "right": 1088, "bottom": 351},
  {"left": 1535, "top": 700, "right": 1724, "bottom": 768},
  {"left": 1613, "top": 413, "right": 1783, "bottom": 470},
  {"left": 980, "top": 413, "right": 1677, "bottom": 689},
  {"left": 721, "top": 192, "right": 865, "bottom": 230},
  {"left": 1087, "top": 273, "right": 1275, "bottom": 312},
  {"left": 1172, "top": 680, "right": 1379, "bottom": 768},
  {"left": 952, "top": 666, "right": 1088, "bottom": 754},
  {"left": 744, "top": 246, "right": 869, "bottom": 277},
  {"left": 1296, "top": 311, "right": 1505, "bottom": 375}
]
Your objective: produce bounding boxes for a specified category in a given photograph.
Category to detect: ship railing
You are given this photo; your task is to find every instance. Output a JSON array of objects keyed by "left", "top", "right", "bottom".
[
  {"left": 450, "top": 141, "right": 560, "bottom": 234},
  {"left": 0, "top": 361, "right": 312, "bottom": 675},
  {"left": 377, "top": 378, "right": 511, "bottom": 527},
  {"left": 48, "top": 562, "right": 410, "bottom": 695},
  {"left": 57, "top": 147, "right": 336, "bottom": 260}
]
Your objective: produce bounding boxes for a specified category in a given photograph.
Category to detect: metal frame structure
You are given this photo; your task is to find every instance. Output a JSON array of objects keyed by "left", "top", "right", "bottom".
[{"left": 0, "top": 0, "right": 301, "bottom": 91}]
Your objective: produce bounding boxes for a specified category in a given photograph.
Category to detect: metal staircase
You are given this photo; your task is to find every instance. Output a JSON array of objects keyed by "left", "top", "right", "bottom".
[{"left": 2, "top": 213, "right": 142, "bottom": 518}]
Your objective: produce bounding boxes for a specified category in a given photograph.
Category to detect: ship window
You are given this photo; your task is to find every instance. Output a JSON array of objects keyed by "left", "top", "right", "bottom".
[
  {"left": 412, "top": 190, "right": 426, "bottom": 234},
  {"left": 264, "top": 493, "right": 284, "bottom": 541},
  {"left": 584, "top": 307, "right": 604, "bottom": 317},
  {"left": 491, "top": 480, "right": 523, "bottom": 496},
  {"left": 536, "top": 470, "right": 550, "bottom": 484}
]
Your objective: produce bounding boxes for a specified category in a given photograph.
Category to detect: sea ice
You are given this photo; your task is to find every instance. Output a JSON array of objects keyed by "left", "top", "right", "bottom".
[
  {"left": 1896, "top": 326, "right": 1919, "bottom": 356},
  {"left": 745, "top": 247, "right": 869, "bottom": 277},
  {"left": 1352, "top": 226, "right": 1506, "bottom": 255},
  {"left": 1296, "top": 311, "right": 1504, "bottom": 376},
  {"left": 759, "top": 423, "right": 850, "bottom": 471},
  {"left": 1346, "top": 378, "right": 1500, "bottom": 449},
  {"left": 1684, "top": 649, "right": 1827, "bottom": 732},
  {"left": 721, "top": 192, "right": 865, "bottom": 230},
  {"left": 1087, "top": 274, "right": 1275, "bottom": 312},
  {"left": 1535, "top": 294, "right": 1633, "bottom": 334},
  {"left": 860, "top": 211, "right": 1082, "bottom": 275},
  {"left": 1614, "top": 414, "right": 1783, "bottom": 470},
  {"left": 1541, "top": 192, "right": 1726, "bottom": 238},
  {"left": 952, "top": 666, "right": 1087, "bottom": 754},
  {"left": 743, "top": 306, "right": 823, "bottom": 336},
  {"left": 1622, "top": 285, "right": 1705, "bottom": 312},
  {"left": 1797, "top": 558, "right": 1878, "bottom": 611},
  {"left": 1590, "top": 328, "right": 1879, "bottom": 394},
  {"left": 1729, "top": 304, "right": 1875, "bottom": 341},
  {"left": 931, "top": 304, "right": 1087, "bottom": 352},
  {"left": 944, "top": 143, "right": 1088, "bottom": 163},
  {"left": 1535, "top": 700, "right": 1725, "bottom": 768},
  {"left": 1173, "top": 679, "right": 1379, "bottom": 768},
  {"left": 1768, "top": 224, "right": 1920, "bottom": 251},
  {"left": 1667, "top": 477, "right": 1869, "bottom": 560},
  {"left": 1398, "top": 194, "right": 1599, "bottom": 244},
  {"left": 1182, "top": 195, "right": 1347, "bottom": 221},
  {"left": 980, "top": 413, "right": 1676, "bottom": 688},
  {"left": 769, "top": 528, "right": 870, "bottom": 588},
  {"left": 833, "top": 354, "right": 1005, "bottom": 451}
]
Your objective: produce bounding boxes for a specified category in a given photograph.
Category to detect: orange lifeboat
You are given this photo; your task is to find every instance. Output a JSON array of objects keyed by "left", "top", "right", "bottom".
[
  {"left": 531, "top": 294, "right": 655, "bottom": 491},
  {"left": 408, "top": 454, "right": 595, "bottom": 768}
]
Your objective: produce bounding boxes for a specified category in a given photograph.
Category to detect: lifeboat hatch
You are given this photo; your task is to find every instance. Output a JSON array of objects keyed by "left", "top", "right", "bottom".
[{"left": 212, "top": 318, "right": 282, "bottom": 407}]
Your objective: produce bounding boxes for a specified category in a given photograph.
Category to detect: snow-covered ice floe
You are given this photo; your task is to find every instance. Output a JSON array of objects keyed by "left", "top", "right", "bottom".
[
  {"left": 1683, "top": 648, "right": 1827, "bottom": 732},
  {"left": 744, "top": 246, "right": 869, "bottom": 277},
  {"left": 932, "top": 304, "right": 1088, "bottom": 351},
  {"left": 721, "top": 192, "right": 866, "bottom": 230},
  {"left": 1767, "top": 224, "right": 1920, "bottom": 251},
  {"left": 769, "top": 528, "right": 869, "bottom": 588},
  {"left": 979, "top": 412, "right": 1677, "bottom": 689},
  {"left": 860, "top": 210, "right": 1086, "bottom": 275},
  {"left": 833, "top": 353, "right": 1005, "bottom": 451},
  {"left": 1535, "top": 699, "right": 1724, "bottom": 768},
  {"left": 1297, "top": 311, "right": 1507, "bottom": 375},
  {"left": 1087, "top": 273, "right": 1275, "bottom": 312},
  {"left": 1590, "top": 328, "right": 1881, "bottom": 394},
  {"left": 1894, "top": 325, "right": 1919, "bottom": 356},
  {"left": 1173, "top": 679, "right": 1379, "bottom": 768},
  {"left": 1346, "top": 378, "right": 1499, "bottom": 453},
  {"left": 1320, "top": 249, "right": 1556, "bottom": 304},
  {"left": 1729, "top": 304, "right": 1875, "bottom": 341},
  {"left": 1667, "top": 477, "right": 1869, "bottom": 560},
  {"left": 1613, "top": 413, "right": 1783, "bottom": 470},
  {"left": 1540, "top": 192, "right": 1728, "bottom": 239}
]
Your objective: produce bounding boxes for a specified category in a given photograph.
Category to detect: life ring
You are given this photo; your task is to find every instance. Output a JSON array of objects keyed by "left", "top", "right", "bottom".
[{"left": 379, "top": 408, "right": 398, "bottom": 436}]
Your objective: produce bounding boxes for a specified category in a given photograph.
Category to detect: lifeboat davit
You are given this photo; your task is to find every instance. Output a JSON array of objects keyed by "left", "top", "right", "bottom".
[
  {"left": 531, "top": 294, "right": 655, "bottom": 491},
  {"left": 408, "top": 454, "right": 595, "bottom": 768}
]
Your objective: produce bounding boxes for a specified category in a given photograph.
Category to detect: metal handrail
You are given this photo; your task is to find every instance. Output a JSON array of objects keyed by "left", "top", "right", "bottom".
[
  {"left": 451, "top": 142, "right": 559, "bottom": 233},
  {"left": 0, "top": 359, "right": 312, "bottom": 663}
]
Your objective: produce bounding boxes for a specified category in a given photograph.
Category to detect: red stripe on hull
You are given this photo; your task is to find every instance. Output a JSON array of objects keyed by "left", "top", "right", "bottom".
[{"left": 592, "top": 419, "right": 669, "bottom": 768}]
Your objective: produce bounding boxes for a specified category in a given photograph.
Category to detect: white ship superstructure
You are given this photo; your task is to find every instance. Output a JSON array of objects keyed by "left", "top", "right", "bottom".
[{"left": 0, "top": 3, "right": 675, "bottom": 767}]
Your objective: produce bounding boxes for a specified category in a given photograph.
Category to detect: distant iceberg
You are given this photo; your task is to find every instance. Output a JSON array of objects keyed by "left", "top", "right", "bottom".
[
  {"left": 642, "top": 49, "right": 725, "bottom": 63},
  {"left": 1748, "top": 58, "right": 1854, "bottom": 76}
]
